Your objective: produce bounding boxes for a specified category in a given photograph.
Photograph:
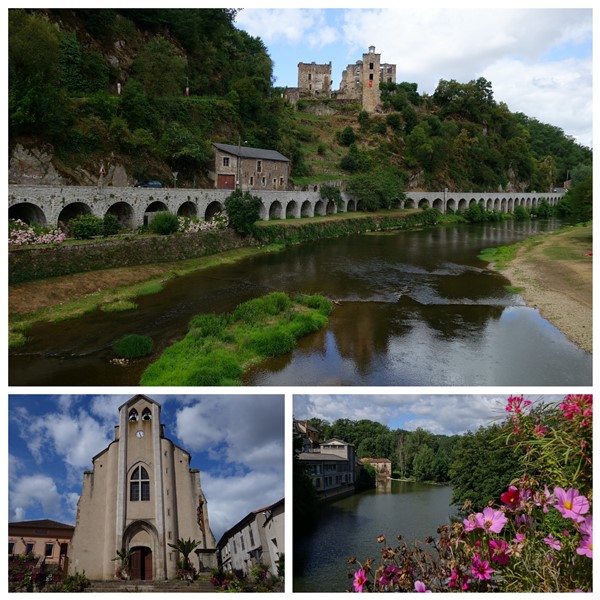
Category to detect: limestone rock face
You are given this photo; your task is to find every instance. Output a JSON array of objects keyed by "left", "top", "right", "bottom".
[
  {"left": 9, "top": 144, "right": 69, "bottom": 186},
  {"left": 10, "top": 143, "right": 132, "bottom": 187}
]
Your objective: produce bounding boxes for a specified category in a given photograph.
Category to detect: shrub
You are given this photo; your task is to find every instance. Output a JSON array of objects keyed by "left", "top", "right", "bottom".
[
  {"left": 248, "top": 327, "right": 296, "bottom": 357},
  {"left": 113, "top": 334, "right": 154, "bottom": 359},
  {"left": 188, "top": 313, "right": 229, "bottom": 338},
  {"left": 224, "top": 190, "right": 263, "bottom": 235},
  {"left": 513, "top": 205, "right": 530, "bottom": 221},
  {"left": 70, "top": 214, "right": 103, "bottom": 239},
  {"left": 101, "top": 213, "right": 121, "bottom": 235},
  {"left": 149, "top": 211, "right": 179, "bottom": 235}
]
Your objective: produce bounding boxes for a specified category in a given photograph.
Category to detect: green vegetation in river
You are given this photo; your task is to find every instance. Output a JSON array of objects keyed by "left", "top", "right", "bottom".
[{"left": 139, "top": 292, "right": 333, "bottom": 386}]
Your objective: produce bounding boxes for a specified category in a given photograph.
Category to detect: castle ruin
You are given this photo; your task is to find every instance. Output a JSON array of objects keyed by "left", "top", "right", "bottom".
[{"left": 290, "top": 46, "right": 396, "bottom": 113}]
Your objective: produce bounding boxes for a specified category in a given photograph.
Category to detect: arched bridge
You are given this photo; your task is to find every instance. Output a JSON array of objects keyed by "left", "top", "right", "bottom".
[{"left": 8, "top": 185, "right": 562, "bottom": 229}]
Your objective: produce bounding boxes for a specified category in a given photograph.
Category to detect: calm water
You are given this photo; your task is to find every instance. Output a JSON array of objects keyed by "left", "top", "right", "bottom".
[
  {"left": 294, "top": 481, "right": 456, "bottom": 592},
  {"left": 9, "top": 220, "right": 591, "bottom": 386}
]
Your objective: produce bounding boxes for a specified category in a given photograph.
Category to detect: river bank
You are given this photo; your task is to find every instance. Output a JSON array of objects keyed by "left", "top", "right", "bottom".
[{"left": 481, "top": 223, "right": 592, "bottom": 353}]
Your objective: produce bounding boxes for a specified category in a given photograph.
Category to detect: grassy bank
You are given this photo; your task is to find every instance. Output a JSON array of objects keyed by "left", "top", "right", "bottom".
[
  {"left": 8, "top": 244, "right": 285, "bottom": 348},
  {"left": 139, "top": 292, "right": 333, "bottom": 385}
]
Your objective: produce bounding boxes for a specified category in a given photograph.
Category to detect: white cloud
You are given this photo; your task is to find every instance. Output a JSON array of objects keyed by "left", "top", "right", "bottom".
[
  {"left": 10, "top": 474, "right": 63, "bottom": 521},
  {"left": 294, "top": 394, "right": 563, "bottom": 436},
  {"left": 236, "top": 8, "right": 338, "bottom": 48},
  {"left": 175, "top": 396, "right": 284, "bottom": 469}
]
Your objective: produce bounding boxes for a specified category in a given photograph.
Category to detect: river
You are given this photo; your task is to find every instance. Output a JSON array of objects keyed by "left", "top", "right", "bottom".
[
  {"left": 294, "top": 480, "right": 456, "bottom": 592},
  {"left": 9, "top": 219, "right": 592, "bottom": 386}
]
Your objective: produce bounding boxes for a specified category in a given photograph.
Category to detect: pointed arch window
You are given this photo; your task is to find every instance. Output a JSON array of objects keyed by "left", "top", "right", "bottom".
[
  {"left": 142, "top": 408, "right": 152, "bottom": 421},
  {"left": 130, "top": 466, "right": 150, "bottom": 501},
  {"left": 129, "top": 409, "right": 139, "bottom": 422}
]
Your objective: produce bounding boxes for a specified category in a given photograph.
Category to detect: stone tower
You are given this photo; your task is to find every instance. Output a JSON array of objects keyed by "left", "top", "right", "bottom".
[
  {"left": 361, "top": 46, "right": 381, "bottom": 113},
  {"left": 69, "top": 395, "right": 217, "bottom": 580}
]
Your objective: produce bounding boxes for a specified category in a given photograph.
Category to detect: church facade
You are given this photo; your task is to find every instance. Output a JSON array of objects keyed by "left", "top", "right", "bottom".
[{"left": 69, "top": 395, "right": 217, "bottom": 580}]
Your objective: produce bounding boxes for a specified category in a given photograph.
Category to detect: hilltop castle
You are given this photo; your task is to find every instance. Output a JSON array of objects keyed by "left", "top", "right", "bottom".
[{"left": 288, "top": 46, "right": 396, "bottom": 113}]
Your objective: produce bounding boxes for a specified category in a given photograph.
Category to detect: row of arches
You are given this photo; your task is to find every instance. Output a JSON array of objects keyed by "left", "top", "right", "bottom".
[
  {"left": 9, "top": 192, "right": 556, "bottom": 229},
  {"left": 9, "top": 199, "right": 227, "bottom": 229}
]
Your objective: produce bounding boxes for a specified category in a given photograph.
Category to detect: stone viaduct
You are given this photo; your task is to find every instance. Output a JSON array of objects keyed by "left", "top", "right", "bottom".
[{"left": 8, "top": 185, "right": 562, "bottom": 229}]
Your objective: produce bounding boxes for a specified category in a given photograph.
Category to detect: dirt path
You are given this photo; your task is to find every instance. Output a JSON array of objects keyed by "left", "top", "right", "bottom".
[{"left": 496, "top": 224, "right": 592, "bottom": 353}]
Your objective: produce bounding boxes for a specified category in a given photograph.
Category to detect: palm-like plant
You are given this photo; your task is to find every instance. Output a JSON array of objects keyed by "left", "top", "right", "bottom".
[
  {"left": 167, "top": 538, "right": 201, "bottom": 574},
  {"left": 112, "top": 548, "right": 135, "bottom": 580}
]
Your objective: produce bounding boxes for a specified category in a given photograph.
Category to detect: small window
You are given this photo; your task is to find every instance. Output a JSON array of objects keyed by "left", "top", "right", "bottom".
[
  {"left": 223, "top": 157, "right": 230, "bottom": 167},
  {"left": 142, "top": 408, "right": 152, "bottom": 421},
  {"left": 249, "top": 528, "right": 255, "bottom": 546},
  {"left": 26, "top": 543, "right": 34, "bottom": 555},
  {"left": 45, "top": 543, "right": 54, "bottom": 557},
  {"left": 9, "top": 542, "right": 14, "bottom": 555},
  {"left": 250, "top": 176, "right": 254, "bottom": 186},
  {"left": 240, "top": 534, "right": 245, "bottom": 551},
  {"left": 60, "top": 543, "right": 68, "bottom": 557},
  {"left": 257, "top": 160, "right": 262, "bottom": 173},
  {"left": 369, "top": 62, "right": 374, "bottom": 70},
  {"left": 129, "top": 409, "right": 138, "bottom": 422}
]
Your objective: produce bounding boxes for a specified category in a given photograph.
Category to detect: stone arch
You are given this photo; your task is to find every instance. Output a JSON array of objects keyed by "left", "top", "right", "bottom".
[
  {"left": 286, "top": 200, "right": 298, "bottom": 218},
  {"left": 507, "top": 198, "right": 514, "bottom": 212},
  {"left": 204, "top": 201, "right": 223, "bottom": 220},
  {"left": 177, "top": 201, "right": 197, "bottom": 219},
  {"left": 432, "top": 198, "right": 444, "bottom": 212},
  {"left": 500, "top": 198, "right": 507, "bottom": 212},
  {"left": 493, "top": 199, "right": 500, "bottom": 211},
  {"left": 404, "top": 198, "right": 415, "bottom": 209},
  {"left": 9, "top": 202, "right": 47, "bottom": 226},
  {"left": 346, "top": 198, "right": 357, "bottom": 212},
  {"left": 58, "top": 202, "right": 92, "bottom": 229},
  {"left": 418, "top": 198, "right": 429, "bottom": 209},
  {"left": 445, "top": 198, "right": 456, "bottom": 212},
  {"left": 269, "top": 200, "right": 282, "bottom": 220},
  {"left": 301, "top": 200, "right": 313, "bottom": 217},
  {"left": 458, "top": 198, "right": 467, "bottom": 212},
  {"left": 106, "top": 201, "right": 134, "bottom": 230},
  {"left": 326, "top": 200, "right": 336, "bottom": 215},
  {"left": 314, "top": 199, "right": 326, "bottom": 216},
  {"left": 122, "top": 520, "right": 159, "bottom": 581},
  {"left": 469, "top": 198, "right": 478, "bottom": 207},
  {"left": 486, "top": 199, "right": 493, "bottom": 211}
]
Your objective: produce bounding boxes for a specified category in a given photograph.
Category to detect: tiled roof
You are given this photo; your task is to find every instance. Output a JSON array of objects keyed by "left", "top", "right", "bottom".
[{"left": 9, "top": 519, "right": 75, "bottom": 530}]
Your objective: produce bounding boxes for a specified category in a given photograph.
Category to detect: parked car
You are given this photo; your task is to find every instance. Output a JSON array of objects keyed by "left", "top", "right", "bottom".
[{"left": 135, "top": 180, "right": 162, "bottom": 188}]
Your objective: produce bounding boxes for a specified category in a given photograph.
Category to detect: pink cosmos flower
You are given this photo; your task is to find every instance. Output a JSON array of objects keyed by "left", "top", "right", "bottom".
[
  {"left": 579, "top": 515, "right": 593, "bottom": 538},
  {"left": 489, "top": 539, "right": 510, "bottom": 565},
  {"left": 414, "top": 581, "right": 432, "bottom": 593},
  {"left": 554, "top": 487, "right": 589, "bottom": 523},
  {"left": 449, "top": 569, "right": 469, "bottom": 591},
  {"left": 576, "top": 536, "right": 593, "bottom": 559},
  {"left": 353, "top": 569, "right": 367, "bottom": 593},
  {"left": 471, "top": 553, "right": 494, "bottom": 581},
  {"left": 478, "top": 507, "right": 508, "bottom": 533},
  {"left": 543, "top": 534, "right": 562, "bottom": 551},
  {"left": 463, "top": 513, "right": 478, "bottom": 532}
]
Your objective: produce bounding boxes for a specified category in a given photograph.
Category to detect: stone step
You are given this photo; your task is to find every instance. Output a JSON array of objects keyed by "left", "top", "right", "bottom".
[{"left": 85, "top": 578, "right": 215, "bottom": 593}]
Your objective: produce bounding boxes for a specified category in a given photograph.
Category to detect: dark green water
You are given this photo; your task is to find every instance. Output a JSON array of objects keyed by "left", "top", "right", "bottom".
[
  {"left": 294, "top": 481, "right": 456, "bottom": 592},
  {"left": 9, "top": 220, "right": 591, "bottom": 385}
]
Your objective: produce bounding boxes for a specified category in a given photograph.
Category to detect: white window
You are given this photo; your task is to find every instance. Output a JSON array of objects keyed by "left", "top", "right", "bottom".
[{"left": 223, "top": 157, "right": 230, "bottom": 167}]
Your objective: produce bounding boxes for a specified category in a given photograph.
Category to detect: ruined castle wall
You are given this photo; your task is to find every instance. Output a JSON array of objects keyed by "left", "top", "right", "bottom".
[{"left": 298, "top": 62, "right": 332, "bottom": 97}]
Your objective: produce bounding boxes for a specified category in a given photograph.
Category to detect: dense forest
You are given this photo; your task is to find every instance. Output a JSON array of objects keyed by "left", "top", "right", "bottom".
[{"left": 9, "top": 8, "right": 593, "bottom": 197}]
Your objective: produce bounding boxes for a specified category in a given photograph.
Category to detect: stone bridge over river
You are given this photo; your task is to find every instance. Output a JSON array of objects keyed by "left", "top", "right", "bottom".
[{"left": 8, "top": 185, "right": 562, "bottom": 229}]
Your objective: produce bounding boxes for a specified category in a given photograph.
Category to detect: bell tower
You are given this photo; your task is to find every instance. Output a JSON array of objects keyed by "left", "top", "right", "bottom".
[{"left": 361, "top": 45, "right": 381, "bottom": 113}]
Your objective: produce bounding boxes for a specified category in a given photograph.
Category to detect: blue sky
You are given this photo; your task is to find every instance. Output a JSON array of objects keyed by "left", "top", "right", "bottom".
[
  {"left": 293, "top": 394, "right": 566, "bottom": 435},
  {"left": 235, "top": 4, "right": 593, "bottom": 147},
  {"left": 8, "top": 394, "right": 284, "bottom": 542}
]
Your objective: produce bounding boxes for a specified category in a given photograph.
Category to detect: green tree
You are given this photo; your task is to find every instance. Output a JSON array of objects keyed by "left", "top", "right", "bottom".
[
  {"left": 413, "top": 445, "right": 436, "bottom": 482},
  {"left": 224, "top": 190, "right": 263, "bottom": 235},
  {"left": 449, "top": 424, "right": 519, "bottom": 512}
]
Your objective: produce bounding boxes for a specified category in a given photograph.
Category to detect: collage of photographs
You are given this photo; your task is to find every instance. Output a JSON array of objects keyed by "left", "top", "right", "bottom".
[{"left": 6, "top": 4, "right": 594, "bottom": 596}]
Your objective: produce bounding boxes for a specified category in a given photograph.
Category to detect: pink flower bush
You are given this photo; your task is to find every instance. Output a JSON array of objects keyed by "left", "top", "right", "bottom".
[{"left": 9, "top": 219, "right": 65, "bottom": 246}]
